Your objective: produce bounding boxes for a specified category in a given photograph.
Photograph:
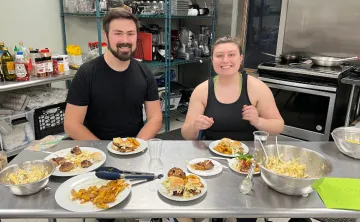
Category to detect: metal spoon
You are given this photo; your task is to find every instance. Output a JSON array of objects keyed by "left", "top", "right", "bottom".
[{"left": 275, "top": 135, "right": 280, "bottom": 158}]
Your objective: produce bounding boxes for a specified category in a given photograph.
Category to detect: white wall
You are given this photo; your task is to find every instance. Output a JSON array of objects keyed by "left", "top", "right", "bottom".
[{"left": 0, "top": 0, "right": 65, "bottom": 88}]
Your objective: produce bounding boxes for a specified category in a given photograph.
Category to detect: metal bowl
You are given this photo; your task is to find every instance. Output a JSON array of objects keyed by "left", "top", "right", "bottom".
[
  {"left": 254, "top": 144, "right": 333, "bottom": 196},
  {"left": 0, "top": 160, "right": 55, "bottom": 195},
  {"left": 331, "top": 127, "right": 360, "bottom": 159}
]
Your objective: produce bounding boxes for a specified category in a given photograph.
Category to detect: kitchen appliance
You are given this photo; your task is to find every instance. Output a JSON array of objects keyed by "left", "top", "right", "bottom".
[
  {"left": 176, "top": 27, "right": 195, "bottom": 60},
  {"left": 199, "top": 26, "right": 210, "bottom": 57},
  {"left": 257, "top": 62, "right": 354, "bottom": 141}
]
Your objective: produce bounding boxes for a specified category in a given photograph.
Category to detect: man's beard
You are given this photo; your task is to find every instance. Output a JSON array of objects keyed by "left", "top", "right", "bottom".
[{"left": 108, "top": 42, "right": 135, "bottom": 61}]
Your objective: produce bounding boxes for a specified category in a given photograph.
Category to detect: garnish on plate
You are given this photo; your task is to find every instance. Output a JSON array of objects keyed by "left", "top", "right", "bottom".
[{"left": 235, "top": 152, "right": 260, "bottom": 173}]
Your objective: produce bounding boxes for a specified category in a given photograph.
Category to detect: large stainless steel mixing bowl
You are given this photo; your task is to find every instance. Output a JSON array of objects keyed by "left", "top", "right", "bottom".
[
  {"left": 0, "top": 160, "right": 55, "bottom": 195},
  {"left": 331, "top": 127, "right": 360, "bottom": 159},
  {"left": 254, "top": 144, "right": 333, "bottom": 196}
]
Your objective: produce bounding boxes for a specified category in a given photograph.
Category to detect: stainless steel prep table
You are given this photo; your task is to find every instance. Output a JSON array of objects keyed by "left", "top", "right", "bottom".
[{"left": 0, "top": 140, "right": 359, "bottom": 219}]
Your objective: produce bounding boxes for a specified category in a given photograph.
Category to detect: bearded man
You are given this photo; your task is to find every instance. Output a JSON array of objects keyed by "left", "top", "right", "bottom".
[{"left": 64, "top": 8, "right": 162, "bottom": 141}]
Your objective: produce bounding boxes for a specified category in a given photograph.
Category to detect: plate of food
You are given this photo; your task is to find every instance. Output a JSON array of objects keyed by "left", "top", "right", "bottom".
[
  {"left": 44, "top": 146, "right": 106, "bottom": 177},
  {"left": 157, "top": 167, "right": 207, "bottom": 202},
  {"left": 209, "top": 138, "right": 249, "bottom": 157},
  {"left": 55, "top": 172, "right": 131, "bottom": 212},
  {"left": 107, "top": 137, "right": 147, "bottom": 155},
  {"left": 228, "top": 153, "right": 260, "bottom": 175},
  {"left": 187, "top": 158, "right": 223, "bottom": 176}
]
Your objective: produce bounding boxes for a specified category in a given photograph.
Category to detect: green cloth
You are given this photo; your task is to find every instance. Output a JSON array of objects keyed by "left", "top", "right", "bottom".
[{"left": 312, "top": 177, "right": 360, "bottom": 211}]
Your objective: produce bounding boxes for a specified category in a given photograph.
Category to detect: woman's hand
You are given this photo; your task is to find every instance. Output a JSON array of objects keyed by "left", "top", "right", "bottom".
[
  {"left": 242, "top": 105, "right": 260, "bottom": 126},
  {"left": 193, "top": 115, "right": 214, "bottom": 131}
]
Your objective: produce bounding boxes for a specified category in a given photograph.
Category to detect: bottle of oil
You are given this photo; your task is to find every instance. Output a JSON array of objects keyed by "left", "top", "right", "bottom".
[
  {"left": 1, "top": 47, "right": 16, "bottom": 81},
  {"left": 0, "top": 42, "right": 4, "bottom": 51}
]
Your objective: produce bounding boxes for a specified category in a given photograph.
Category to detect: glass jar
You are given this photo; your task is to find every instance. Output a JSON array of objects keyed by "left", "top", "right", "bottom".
[{"left": 0, "top": 148, "right": 8, "bottom": 171}]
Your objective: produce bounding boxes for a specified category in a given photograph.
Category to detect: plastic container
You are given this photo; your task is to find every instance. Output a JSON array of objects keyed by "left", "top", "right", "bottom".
[
  {"left": 33, "top": 102, "right": 66, "bottom": 140},
  {"left": 35, "top": 57, "right": 46, "bottom": 78},
  {"left": 14, "top": 52, "right": 30, "bottom": 81},
  {"left": 57, "top": 57, "right": 65, "bottom": 74},
  {"left": 0, "top": 110, "right": 35, "bottom": 152}
]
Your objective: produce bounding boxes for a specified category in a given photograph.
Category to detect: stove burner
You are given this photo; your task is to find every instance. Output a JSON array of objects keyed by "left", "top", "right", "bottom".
[{"left": 258, "top": 61, "right": 352, "bottom": 79}]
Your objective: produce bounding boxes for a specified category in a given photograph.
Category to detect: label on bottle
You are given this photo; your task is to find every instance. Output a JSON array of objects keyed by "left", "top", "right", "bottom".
[
  {"left": 46, "top": 61, "right": 53, "bottom": 73},
  {"left": 6, "top": 62, "right": 15, "bottom": 74},
  {"left": 15, "top": 63, "right": 28, "bottom": 78},
  {"left": 36, "top": 63, "right": 46, "bottom": 74}
]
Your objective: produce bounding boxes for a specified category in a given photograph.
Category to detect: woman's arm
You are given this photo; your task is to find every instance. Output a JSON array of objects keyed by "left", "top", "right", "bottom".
[
  {"left": 245, "top": 76, "right": 285, "bottom": 135},
  {"left": 181, "top": 82, "right": 213, "bottom": 140}
]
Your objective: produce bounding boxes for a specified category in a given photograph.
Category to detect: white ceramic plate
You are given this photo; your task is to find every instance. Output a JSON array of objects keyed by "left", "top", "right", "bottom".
[
  {"left": 44, "top": 147, "right": 106, "bottom": 177},
  {"left": 55, "top": 172, "right": 131, "bottom": 212},
  {"left": 228, "top": 158, "right": 260, "bottom": 175},
  {"left": 187, "top": 158, "right": 223, "bottom": 176},
  {"left": 107, "top": 138, "right": 147, "bottom": 155},
  {"left": 157, "top": 173, "right": 207, "bottom": 202},
  {"left": 208, "top": 140, "right": 249, "bottom": 157}
]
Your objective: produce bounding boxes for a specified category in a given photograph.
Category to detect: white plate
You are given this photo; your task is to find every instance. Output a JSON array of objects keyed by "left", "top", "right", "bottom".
[
  {"left": 208, "top": 140, "right": 249, "bottom": 157},
  {"left": 157, "top": 173, "right": 207, "bottom": 202},
  {"left": 44, "top": 147, "right": 106, "bottom": 177},
  {"left": 228, "top": 158, "right": 260, "bottom": 175},
  {"left": 107, "top": 138, "right": 147, "bottom": 155},
  {"left": 187, "top": 158, "right": 223, "bottom": 176},
  {"left": 55, "top": 172, "right": 131, "bottom": 212}
]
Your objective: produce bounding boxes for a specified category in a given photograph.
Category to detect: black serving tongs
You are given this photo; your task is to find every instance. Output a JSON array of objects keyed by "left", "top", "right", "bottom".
[{"left": 95, "top": 167, "right": 164, "bottom": 181}]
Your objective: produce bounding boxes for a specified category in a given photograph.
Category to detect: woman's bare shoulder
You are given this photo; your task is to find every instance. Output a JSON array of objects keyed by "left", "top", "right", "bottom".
[
  {"left": 247, "top": 74, "right": 270, "bottom": 92},
  {"left": 192, "top": 80, "right": 209, "bottom": 103}
]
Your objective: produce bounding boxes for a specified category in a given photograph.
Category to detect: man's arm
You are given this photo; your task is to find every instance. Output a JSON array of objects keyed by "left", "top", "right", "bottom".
[
  {"left": 136, "top": 100, "right": 162, "bottom": 140},
  {"left": 64, "top": 104, "right": 99, "bottom": 140}
]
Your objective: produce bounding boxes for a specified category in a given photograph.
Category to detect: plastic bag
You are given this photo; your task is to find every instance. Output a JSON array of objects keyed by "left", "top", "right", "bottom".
[{"left": 26, "top": 135, "right": 66, "bottom": 151}]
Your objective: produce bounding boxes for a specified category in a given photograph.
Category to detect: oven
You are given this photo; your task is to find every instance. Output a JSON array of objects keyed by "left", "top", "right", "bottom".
[{"left": 259, "top": 76, "right": 337, "bottom": 141}]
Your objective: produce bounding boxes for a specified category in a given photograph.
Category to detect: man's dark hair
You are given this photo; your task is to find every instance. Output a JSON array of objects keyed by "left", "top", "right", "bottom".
[{"left": 103, "top": 8, "right": 140, "bottom": 36}]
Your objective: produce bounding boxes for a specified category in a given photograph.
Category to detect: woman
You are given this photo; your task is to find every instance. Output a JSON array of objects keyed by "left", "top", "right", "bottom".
[{"left": 181, "top": 36, "right": 284, "bottom": 141}]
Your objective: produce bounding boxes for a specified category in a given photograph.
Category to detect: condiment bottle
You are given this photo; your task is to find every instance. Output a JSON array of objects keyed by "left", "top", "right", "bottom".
[
  {"left": 0, "top": 50, "right": 4, "bottom": 82},
  {"left": 1, "top": 47, "right": 15, "bottom": 81},
  {"left": 35, "top": 57, "right": 46, "bottom": 78},
  {"left": 14, "top": 52, "right": 30, "bottom": 81}
]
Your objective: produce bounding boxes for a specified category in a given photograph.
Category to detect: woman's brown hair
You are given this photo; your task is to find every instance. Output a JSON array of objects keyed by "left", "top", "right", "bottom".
[{"left": 212, "top": 36, "right": 243, "bottom": 56}]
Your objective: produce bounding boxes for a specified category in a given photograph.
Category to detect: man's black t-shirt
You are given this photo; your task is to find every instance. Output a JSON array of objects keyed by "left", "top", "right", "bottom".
[{"left": 66, "top": 56, "right": 159, "bottom": 140}]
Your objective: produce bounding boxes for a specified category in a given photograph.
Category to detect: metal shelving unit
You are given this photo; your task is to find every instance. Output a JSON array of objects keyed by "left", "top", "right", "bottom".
[
  {"left": 59, "top": 0, "right": 216, "bottom": 132},
  {"left": 0, "top": 70, "right": 76, "bottom": 93}
]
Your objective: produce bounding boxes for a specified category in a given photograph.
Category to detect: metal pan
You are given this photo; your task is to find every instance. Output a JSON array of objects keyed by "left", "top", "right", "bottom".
[
  {"left": 310, "top": 56, "right": 360, "bottom": 67},
  {"left": 262, "top": 52, "right": 303, "bottom": 64}
]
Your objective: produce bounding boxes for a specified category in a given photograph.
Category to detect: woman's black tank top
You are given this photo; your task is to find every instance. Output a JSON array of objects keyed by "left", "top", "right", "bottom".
[{"left": 203, "top": 73, "right": 257, "bottom": 141}]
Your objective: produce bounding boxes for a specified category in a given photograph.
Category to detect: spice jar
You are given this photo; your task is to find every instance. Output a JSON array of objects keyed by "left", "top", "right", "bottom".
[
  {"left": 35, "top": 57, "right": 46, "bottom": 78},
  {"left": 44, "top": 56, "right": 53, "bottom": 76},
  {"left": 52, "top": 55, "right": 59, "bottom": 76},
  {"left": 57, "top": 57, "right": 65, "bottom": 74}
]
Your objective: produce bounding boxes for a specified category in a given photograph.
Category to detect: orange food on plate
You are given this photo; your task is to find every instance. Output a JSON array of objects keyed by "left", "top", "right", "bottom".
[{"left": 71, "top": 179, "right": 129, "bottom": 209}]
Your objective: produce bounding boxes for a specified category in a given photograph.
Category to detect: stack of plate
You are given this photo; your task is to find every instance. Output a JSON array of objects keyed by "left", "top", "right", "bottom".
[{"left": 171, "top": 0, "right": 190, "bottom": 16}]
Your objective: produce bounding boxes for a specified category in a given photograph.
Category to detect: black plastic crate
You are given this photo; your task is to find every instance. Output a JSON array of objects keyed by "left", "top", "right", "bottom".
[{"left": 34, "top": 102, "right": 66, "bottom": 140}]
